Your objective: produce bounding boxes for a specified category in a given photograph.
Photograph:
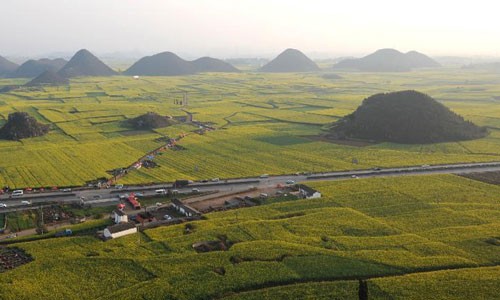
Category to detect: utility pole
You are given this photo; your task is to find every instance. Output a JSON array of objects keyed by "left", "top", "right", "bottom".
[
  {"left": 39, "top": 205, "right": 44, "bottom": 234},
  {"left": 183, "top": 92, "right": 188, "bottom": 106}
]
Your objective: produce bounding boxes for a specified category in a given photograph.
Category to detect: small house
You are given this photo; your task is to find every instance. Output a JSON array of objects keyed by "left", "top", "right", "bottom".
[
  {"left": 112, "top": 210, "right": 128, "bottom": 224},
  {"left": 103, "top": 222, "right": 137, "bottom": 239},
  {"left": 297, "top": 184, "right": 321, "bottom": 199}
]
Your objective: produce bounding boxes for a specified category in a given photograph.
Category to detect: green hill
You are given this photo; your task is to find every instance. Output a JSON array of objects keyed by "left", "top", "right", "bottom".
[
  {"left": 125, "top": 52, "right": 240, "bottom": 76},
  {"left": 127, "top": 112, "right": 176, "bottom": 129},
  {"left": 11, "top": 58, "right": 67, "bottom": 78},
  {"left": 192, "top": 57, "right": 240, "bottom": 73},
  {"left": 0, "top": 112, "right": 50, "bottom": 140},
  {"left": 329, "top": 90, "right": 487, "bottom": 143},
  {"left": 25, "top": 70, "right": 69, "bottom": 86},
  {"left": 333, "top": 49, "right": 440, "bottom": 72},
  {"left": 260, "top": 48, "right": 320, "bottom": 72},
  {"left": 58, "top": 49, "right": 117, "bottom": 77},
  {"left": 124, "top": 51, "right": 196, "bottom": 76},
  {"left": 0, "top": 55, "right": 18, "bottom": 77}
]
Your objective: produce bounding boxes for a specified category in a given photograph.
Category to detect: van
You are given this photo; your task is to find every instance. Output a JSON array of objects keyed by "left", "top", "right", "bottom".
[
  {"left": 12, "top": 190, "right": 23, "bottom": 197},
  {"left": 155, "top": 189, "right": 167, "bottom": 195}
]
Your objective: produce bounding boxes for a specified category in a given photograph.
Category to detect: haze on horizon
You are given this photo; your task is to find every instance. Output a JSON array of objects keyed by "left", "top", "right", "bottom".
[{"left": 2, "top": 0, "right": 500, "bottom": 59}]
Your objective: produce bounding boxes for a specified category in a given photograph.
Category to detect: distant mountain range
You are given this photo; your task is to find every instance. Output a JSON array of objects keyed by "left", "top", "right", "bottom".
[
  {"left": 0, "top": 48, "right": 451, "bottom": 79},
  {"left": 333, "top": 49, "right": 440, "bottom": 72},
  {"left": 260, "top": 48, "right": 320, "bottom": 72}
]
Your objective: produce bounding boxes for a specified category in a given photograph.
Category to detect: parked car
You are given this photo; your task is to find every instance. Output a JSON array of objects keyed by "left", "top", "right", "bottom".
[
  {"left": 259, "top": 174, "right": 269, "bottom": 178},
  {"left": 211, "top": 178, "right": 220, "bottom": 182},
  {"left": 163, "top": 214, "right": 172, "bottom": 220},
  {"left": 351, "top": 175, "right": 359, "bottom": 179},
  {"left": 115, "top": 184, "right": 124, "bottom": 189},
  {"left": 55, "top": 229, "right": 73, "bottom": 237},
  {"left": 62, "top": 188, "right": 72, "bottom": 192},
  {"left": 0, "top": 203, "right": 7, "bottom": 208}
]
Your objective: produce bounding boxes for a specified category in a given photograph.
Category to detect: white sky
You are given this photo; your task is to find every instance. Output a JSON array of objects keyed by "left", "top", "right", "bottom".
[{"left": 2, "top": 0, "right": 500, "bottom": 58}]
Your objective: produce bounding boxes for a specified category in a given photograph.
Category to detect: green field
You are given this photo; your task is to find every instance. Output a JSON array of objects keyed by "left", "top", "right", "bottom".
[
  {"left": 0, "top": 174, "right": 498, "bottom": 299},
  {"left": 0, "top": 69, "right": 500, "bottom": 188}
]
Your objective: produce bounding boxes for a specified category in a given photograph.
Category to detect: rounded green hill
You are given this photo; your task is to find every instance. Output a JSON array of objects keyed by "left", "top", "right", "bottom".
[{"left": 329, "top": 90, "right": 487, "bottom": 144}]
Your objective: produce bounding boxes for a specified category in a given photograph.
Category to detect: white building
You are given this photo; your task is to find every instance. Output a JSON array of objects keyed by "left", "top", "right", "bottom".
[
  {"left": 103, "top": 222, "right": 137, "bottom": 239},
  {"left": 171, "top": 199, "right": 199, "bottom": 217},
  {"left": 112, "top": 210, "right": 128, "bottom": 224}
]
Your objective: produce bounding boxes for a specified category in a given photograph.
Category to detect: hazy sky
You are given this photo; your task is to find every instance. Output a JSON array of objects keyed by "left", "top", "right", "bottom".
[{"left": 2, "top": 0, "right": 500, "bottom": 58}]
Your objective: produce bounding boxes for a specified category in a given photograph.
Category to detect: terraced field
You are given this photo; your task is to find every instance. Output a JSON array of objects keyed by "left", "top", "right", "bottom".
[
  {"left": 0, "top": 174, "right": 498, "bottom": 299},
  {"left": 1, "top": 69, "right": 500, "bottom": 188}
]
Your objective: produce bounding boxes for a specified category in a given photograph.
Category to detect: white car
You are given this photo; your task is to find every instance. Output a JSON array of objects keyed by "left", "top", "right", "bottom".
[
  {"left": 0, "top": 203, "right": 7, "bottom": 208},
  {"left": 11, "top": 190, "right": 23, "bottom": 197},
  {"left": 155, "top": 189, "right": 167, "bottom": 195},
  {"left": 21, "top": 200, "right": 31, "bottom": 205}
]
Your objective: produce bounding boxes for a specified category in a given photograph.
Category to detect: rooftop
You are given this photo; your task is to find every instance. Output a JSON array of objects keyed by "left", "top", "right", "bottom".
[
  {"left": 106, "top": 222, "right": 136, "bottom": 234},
  {"left": 297, "top": 184, "right": 319, "bottom": 195}
]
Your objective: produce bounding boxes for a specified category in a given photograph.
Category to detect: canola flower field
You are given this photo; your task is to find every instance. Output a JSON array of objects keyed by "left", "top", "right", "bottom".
[
  {"left": 0, "top": 70, "right": 500, "bottom": 187},
  {"left": 0, "top": 174, "right": 498, "bottom": 299}
]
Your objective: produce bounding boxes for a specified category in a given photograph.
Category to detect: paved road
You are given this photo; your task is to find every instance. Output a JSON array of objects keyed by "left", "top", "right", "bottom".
[{"left": 1, "top": 161, "right": 500, "bottom": 212}]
